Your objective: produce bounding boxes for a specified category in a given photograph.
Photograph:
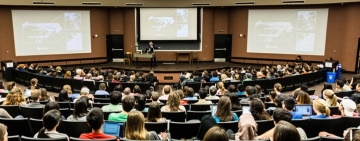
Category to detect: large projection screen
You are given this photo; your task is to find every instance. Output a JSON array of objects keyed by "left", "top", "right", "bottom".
[
  {"left": 12, "top": 10, "right": 91, "bottom": 56},
  {"left": 247, "top": 9, "right": 328, "bottom": 56},
  {"left": 140, "top": 8, "right": 198, "bottom": 40}
]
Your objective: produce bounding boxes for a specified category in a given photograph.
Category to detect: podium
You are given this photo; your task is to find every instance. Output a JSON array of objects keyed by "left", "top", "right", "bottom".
[
  {"left": 1, "top": 60, "right": 15, "bottom": 81},
  {"left": 133, "top": 53, "right": 156, "bottom": 68},
  {"left": 324, "top": 60, "right": 339, "bottom": 71}
]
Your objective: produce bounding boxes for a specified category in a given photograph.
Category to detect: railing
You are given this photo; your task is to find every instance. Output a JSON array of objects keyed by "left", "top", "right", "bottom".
[{"left": 16, "top": 57, "right": 108, "bottom": 66}]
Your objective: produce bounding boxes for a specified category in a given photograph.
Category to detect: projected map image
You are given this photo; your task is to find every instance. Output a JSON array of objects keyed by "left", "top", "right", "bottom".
[
  {"left": 297, "top": 11, "right": 317, "bottom": 30},
  {"left": 255, "top": 21, "right": 294, "bottom": 43}
]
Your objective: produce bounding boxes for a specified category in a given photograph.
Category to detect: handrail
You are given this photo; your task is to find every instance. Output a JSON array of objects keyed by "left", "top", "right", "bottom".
[
  {"left": 16, "top": 57, "right": 107, "bottom": 66},
  {"left": 230, "top": 57, "right": 324, "bottom": 67}
]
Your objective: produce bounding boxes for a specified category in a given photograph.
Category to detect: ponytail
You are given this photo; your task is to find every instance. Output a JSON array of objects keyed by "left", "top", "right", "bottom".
[
  {"left": 325, "top": 107, "right": 330, "bottom": 117},
  {"left": 330, "top": 94, "right": 338, "bottom": 106},
  {"left": 37, "top": 128, "right": 50, "bottom": 138}
]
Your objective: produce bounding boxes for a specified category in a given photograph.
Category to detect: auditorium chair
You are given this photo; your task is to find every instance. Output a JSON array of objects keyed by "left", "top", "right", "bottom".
[
  {"left": 34, "top": 74, "right": 45, "bottom": 88},
  {"left": 301, "top": 136, "right": 320, "bottom": 141},
  {"left": 0, "top": 118, "right": 32, "bottom": 137},
  {"left": 185, "top": 81, "right": 201, "bottom": 93},
  {"left": 293, "top": 75, "right": 303, "bottom": 88},
  {"left": 122, "top": 82, "right": 136, "bottom": 91},
  {"left": 169, "top": 121, "right": 200, "bottom": 140},
  {"left": 263, "top": 78, "right": 276, "bottom": 93},
  {"left": 136, "top": 81, "right": 152, "bottom": 92},
  {"left": 145, "top": 122, "right": 168, "bottom": 133},
  {"left": 320, "top": 137, "right": 344, "bottom": 141},
  {"left": 20, "top": 106, "right": 44, "bottom": 119},
  {"left": 256, "top": 120, "right": 275, "bottom": 135},
  {"left": 103, "top": 111, "right": 121, "bottom": 120},
  {"left": 72, "top": 79, "right": 83, "bottom": 93},
  {"left": 21, "top": 136, "right": 68, "bottom": 141},
  {"left": 71, "top": 137, "right": 118, "bottom": 141},
  {"left": 93, "top": 103, "right": 110, "bottom": 108},
  {"left": 200, "top": 82, "right": 215, "bottom": 88},
  {"left": 0, "top": 105, "right": 21, "bottom": 118},
  {"left": 336, "top": 91, "right": 355, "bottom": 98},
  {"left": 189, "top": 104, "right": 211, "bottom": 111},
  {"left": 94, "top": 98, "right": 111, "bottom": 103},
  {"left": 162, "top": 111, "right": 186, "bottom": 122},
  {"left": 42, "top": 76, "right": 53, "bottom": 91},
  {"left": 61, "top": 120, "right": 92, "bottom": 137},
  {"left": 242, "top": 80, "right": 256, "bottom": 88},
  {"left": 291, "top": 118, "right": 309, "bottom": 132},
  {"left": 0, "top": 92, "right": 7, "bottom": 98},
  {"left": 264, "top": 102, "right": 276, "bottom": 109},
  {"left": 217, "top": 121, "right": 238, "bottom": 133},
  {"left": 335, "top": 116, "right": 360, "bottom": 136},
  {"left": 306, "top": 117, "right": 342, "bottom": 138},
  {"left": 82, "top": 80, "right": 96, "bottom": 94},
  {"left": 51, "top": 77, "right": 63, "bottom": 92},
  {"left": 7, "top": 135, "right": 21, "bottom": 141},
  {"left": 59, "top": 108, "right": 71, "bottom": 118},
  {"left": 306, "top": 89, "right": 316, "bottom": 95},
  {"left": 29, "top": 118, "right": 43, "bottom": 135},
  {"left": 186, "top": 111, "right": 211, "bottom": 121},
  {"left": 94, "top": 94, "right": 108, "bottom": 98},
  {"left": 57, "top": 101, "right": 71, "bottom": 109},
  {"left": 328, "top": 106, "right": 341, "bottom": 116}
]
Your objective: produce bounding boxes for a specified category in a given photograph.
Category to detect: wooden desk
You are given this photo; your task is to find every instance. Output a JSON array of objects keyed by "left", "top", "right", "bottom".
[
  {"left": 176, "top": 52, "right": 193, "bottom": 64},
  {"left": 133, "top": 53, "right": 156, "bottom": 68}
]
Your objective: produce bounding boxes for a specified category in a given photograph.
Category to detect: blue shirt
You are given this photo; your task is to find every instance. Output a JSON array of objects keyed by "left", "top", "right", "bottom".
[
  {"left": 236, "top": 91, "right": 245, "bottom": 95},
  {"left": 94, "top": 90, "right": 109, "bottom": 95},
  {"left": 213, "top": 113, "right": 239, "bottom": 123},
  {"left": 183, "top": 97, "right": 198, "bottom": 100},
  {"left": 309, "top": 114, "right": 329, "bottom": 119},
  {"left": 291, "top": 112, "right": 303, "bottom": 119},
  {"left": 210, "top": 77, "right": 219, "bottom": 82},
  {"left": 69, "top": 94, "right": 80, "bottom": 100}
]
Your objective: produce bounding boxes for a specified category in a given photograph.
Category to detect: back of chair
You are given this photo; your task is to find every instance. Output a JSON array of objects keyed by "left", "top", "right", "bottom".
[
  {"left": 72, "top": 79, "right": 83, "bottom": 93},
  {"left": 301, "top": 136, "right": 321, "bottom": 141},
  {"left": 328, "top": 106, "right": 341, "bottom": 116},
  {"left": 61, "top": 120, "right": 92, "bottom": 137},
  {"left": 170, "top": 121, "right": 200, "bottom": 140},
  {"left": 94, "top": 98, "right": 111, "bottom": 103},
  {"left": 21, "top": 136, "right": 68, "bottom": 141},
  {"left": 20, "top": 106, "right": 44, "bottom": 119},
  {"left": 103, "top": 111, "right": 121, "bottom": 120},
  {"left": 306, "top": 89, "right": 316, "bottom": 95},
  {"left": 256, "top": 120, "right": 275, "bottom": 135},
  {"left": 336, "top": 116, "right": 360, "bottom": 136},
  {"left": 0, "top": 118, "right": 33, "bottom": 137},
  {"left": 232, "top": 110, "right": 242, "bottom": 118},
  {"left": 320, "top": 137, "right": 344, "bottom": 141},
  {"left": 108, "top": 82, "right": 121, "bottom": 93},
  {"left": 7, "top": 135, "right": 21, "bottom": 141},
  {"left": 201, "top": 82, "right": 215, "bottom": 88},
  {"left": 162, "top": 111, "right": 186, "bottom": 122},
  {"left": 145, "top": 122, "right": 168, "bottom": 133},
  {"left": 0, "top": 105, "right": 21, "bottom": 118},
  {"left": 185, "top": 82, "right": 201, "bottom": 93},
  {"left": 57, "top": 101, "right": 70, "bottom": 109},
  {"left": 82, "top": 80, "right": 96, "bottom": 94},
  {"left": 217, "top": 121, "right": 238, "bottom": 133},
  {"left": 136, "top": 81, "right": 151, "bottom": 92},
  {"left": 29, "top": 118, "right": 44, "bottom": 136},
  {"left": 93, "top": 103, "right": 110, "bottom": 108},
  {"left": 307, "top": 117, "right": 342, "bottom": 138},
  {"left": 186, "top": 111, "right": 211, "bottom": 121},
  {"left": 291, "top": 118, "right": 309, "bottom": 132},
  {"left": 70, "top": 137, "right": 118, "bottom": 141},
  {"left": 190, "top": 104, "right": 211, "bottom": 111},
  {"left": 94, "top": 95, "right": 108, "bottom": 98}
]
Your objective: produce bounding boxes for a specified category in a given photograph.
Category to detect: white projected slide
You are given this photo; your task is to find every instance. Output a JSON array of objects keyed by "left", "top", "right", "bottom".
[
  {"left": 247, "top": 9, "right": 328, "bottom": 56},
  {"left": 12, "top": 10, "right": 91, "bottom": 56},
  {"left": 140, "top": 8, "right": 198, "bottom": 40}
]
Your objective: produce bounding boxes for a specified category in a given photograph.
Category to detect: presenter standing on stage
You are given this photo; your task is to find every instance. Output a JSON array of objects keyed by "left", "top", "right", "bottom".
[{"left": 146, "top": 41, "right": 160, "bottom": 67}]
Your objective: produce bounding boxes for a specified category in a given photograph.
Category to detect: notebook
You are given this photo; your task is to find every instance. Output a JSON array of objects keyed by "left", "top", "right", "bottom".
[
  {"left": 211, "top": 104, "right": 217, "bottom": 116},
  {"left": 295, "top": 105, "right": 312, "bottom": 116},
  {"left": 242, "top": 106, "right": 251, "bottom": 114},
  {"left": 103, "top": 121, "right": 124, "bottom": 138}
]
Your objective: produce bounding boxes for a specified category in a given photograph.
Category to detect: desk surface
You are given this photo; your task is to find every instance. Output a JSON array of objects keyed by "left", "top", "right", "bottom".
[{"left": 133, "top": 53, "right": 155, "bottom": 58}]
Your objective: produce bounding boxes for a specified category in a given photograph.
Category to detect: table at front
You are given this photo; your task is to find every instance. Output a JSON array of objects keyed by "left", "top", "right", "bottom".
[
  {"left": 176, "top": 52, "right": 193, "bottom": 64},
  {"left": 133, "top": 53, "right": 156, "bottom": 68}
]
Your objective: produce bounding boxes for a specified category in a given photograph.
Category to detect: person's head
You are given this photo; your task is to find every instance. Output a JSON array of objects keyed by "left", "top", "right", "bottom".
[
  {"left": 149, "top": 41, "right": 153, "bottom": 46},
  {"left": 62, "top": 85, "right": 72, "bottom": 94},
  {"left": 6, "top": 81, "right": 15, "bottom": 91},
  {"left": 198, "top": 88, "right": 208, "bottom": 99},
  {"left": 274, "top": 83, "right": 283, "bottom": 93},
  {"left": 176, "top": 89, "right": 185, "bottom": 99},
  {"left": 273, "top": 108, "right": 292, "bottom": 124},
  {"left": 322, "top": 89, "right": 338, "bottom": 106},
  {"left": 31, "top": 89, "right": 41, "bottom": 101},
  {"left": 162, "top": 85, "right": 172, "bottom": 95},
  {"left": 122, "top": 95, "right": 135, "bottom": 112},
  {"left": 250, "top": 98, "right": 271, "bottom": 120},
  {"left": 336, "top": 80, "right": 345, "bottom": 89},
  {"left": 209, "top": 86, "right": 217, "bottom": 96},
  {"left": 166, "top": 92, "right": 181, "bottom": 111},
  {"left": 99, "top": 83, "right": 106, "bottom": 91},
  {"left": 312, "top": 99, "right": 330, "bottom": 116},
  {"left": 86, "top": 108, "right": 104, "bottom": 130},
  {"left": 114, "top": 84, "right": 123, "bottom": 92},
  {"left": 73, "top": 97, "right": 88, "bottom": 119},
  {"left": 340, "top": 99, "right": 357, "bottom": 117},
  {"left": 0, "top": 123, "right": 7, "bottom": 141},
  {"left": 227, "top": 92, "right": 241, "bottom": 110},
  {"left": 344, "top": 129, "right": 360, "bottom": 141},
  {"left": 217, "top": 82, "right": 225, "bottom": 91},
  {"left": 39, "top": 88, "right": 49, "bottom": 101},
  {"left": 282, "top": 97, "right": 296, "bottom": 111},
  {"left": 215, "top": 96, "right": 233, "bottom": 122},
  {"left": 245, "top": 86, "right": 257, "bottom": 97},
  {"left": 30, "top": 78, "right": 38, "bottom": 89},
  {"left": 274, "top": 94, "right": 288, "bottom": 108},
  {"left": 145, "top": 102, "right": 162, "bottom": 122},
  {"left": 296, "top": 90, "right": 311, "bottom": 104},
  {"left": 136, "top": 95, "right": 146, "bottom": 111},
  {"left": 185, "top": 87, "right": 194, "bottom": 97},
  {"left": 80, "top": 87, "right": 90, "bottom": 95},
  {"left": 110, "top": 91, "right": 122, "bottom": 105},
  {"left": 237, "top": 84, "right": 245, "bottom": 92},
  {"left": 197, "top": 115, "right": 217, "bottom": 140},
  {"left": 123, "top": 87, "right": 131, "bottom": 95},
  {"left": 269, "top": 91, "right": 277, "bottom": 102},
  {"left": 273, "top": 120, "right": 300, "bottom": 141},
  {"left": 125, "top": 111, "right": 147, "bottom": 140},
  {"left": 203, "top": 126, "right": 228, "bottom": 141},
  {"left": 43, "top": 102, "right": 60, "bottom": 116},
  {"left": 42, "top": 109, "right": 62, "bottom": 131},
  {"left": 58, "top": 90, "right": 69, "bottom": 101},
  {"left": 133, "top": 85, "right": 141, "bottom": 94},
  {"left": 300, "top": 85, "right": 308, "bottom": 92},
  {"left": 151, "top": 92, "right": 159, "bottom": 101},
  {"left": 227, "top": 85, "right": 237, "bottom": 93}
]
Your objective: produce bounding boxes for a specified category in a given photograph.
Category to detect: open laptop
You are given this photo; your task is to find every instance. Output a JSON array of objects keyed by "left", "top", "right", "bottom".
[
  {"left": 103, "top": 121, "right": 124, "bottom": 138},
  {"left": 242, "top": 106, "right": 251, "bottom": 114},
  {"left": 295, "top": 105, "right": 313, "bottom": 116},
  {"left": 211, "top": 104, "right": 218, "bottom": 116}
]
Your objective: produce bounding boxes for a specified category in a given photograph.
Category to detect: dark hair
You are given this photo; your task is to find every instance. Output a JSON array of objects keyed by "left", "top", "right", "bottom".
[
  {"left": 321, "top": 83, "right": 333, "bottom": 94},
  {"left": 136, "top": 95, "right": 146, "bottom": 111},
  {"left": 203, "top": 126, "right": 229, "bottom": 141},
  {"left": 198, "top": 88, "right": 208, "bottom": 99},
  {"left": 245, "top": 86, "right": 257, "bottom": 96},
  {"left": 250, "top": 98, "right": 271, "bottom": 120},
  {"left": 114, "top": 84, "right": 123, "bottom": 92},
  {"left": 336, "top": 80, "right": 345, "bottom": 88},
  {"left": 273, "top": 108, "right": 292, "bottom": 123},
  {"left": 227, "top": 85, "right": 237, "bottom": 93},
  {"left": 300, "top": 85, "right": 308, "bottom": 91},
  {"left": 86, "top": 107, "right": 104, "bottom": 130},
  {"left": 58, "top": 90, "right": 69, "bottom": 102},
  {"left": 215, "top": 96, "right": 234, "bottom": 122},
  {"left": 283, "top": 97, "right": 296, "bottom": 111},
  {"left": 73, "top": 98, "right": 88, "bottom": 120},
  {"left": 43, "top": 102, "right": 60, "bottom": 116},
  {"left": 122, "top": 96, "right": 135, "bottom": 112},
  {"left": 227, "top": 93, "right": 241, "bottom": 110},
  {"left": 0, "top": 81, "right": 4, "bottom": 89},
  {"left": 110, "top": 91, "right": 122, "bottom": 105},
  {"left": 197, "top": 115, "right": 217, "bottom": 140},
  {"left": 38, "top": 109, "right": 62, "bottom": 138},
  {"left": 145, "top": 102, "right": 162, "bottom": 122},
  {"left": 237, "top": 84, "right": 245, "bottom": 92},
  {"left": 209, "top": 86, "right": 217, "bottom": 96}
]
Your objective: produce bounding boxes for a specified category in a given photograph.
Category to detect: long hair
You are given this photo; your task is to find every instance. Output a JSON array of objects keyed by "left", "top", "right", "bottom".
[
  {"left": 40, "top": 88, "right": 49, "bottom": 101},
  {"left": 30, "top": 78, "right": 38, "bottom": 90},
  {"left": 250, "top": 98, "right": 271, "bottom": 120},
  {"left": 296, "top": 90, "right": 311, "bottom": 104},
  {"left": 323, "top": 89, "right": 338, "bottom": 106},
  {"left": 274, "top": 83, "right": 282, "bottom": 93},
  {"left": 145, "top": 102, "right": 162, "bottom": 122},
  {"left": 136, "top": 95, "right": 146, "bottom": 111},
  {"left": 58, "top": 90, "right": 69, "bottom": 102},
  {"left": 125, "top": 111, "right": 148, "bottom": 140},
  {"left": 273, "top": 121, "right": 300, "bottom": 141},
  {"left": 313, "top": 99, "right": 330, "bottom": 117},
  {"left": 0, "top": 123, "right": 7, "bottom": 141},
  {"left": 227, "top": 93, "right": 241, "bottom": 110},
  {"left": 215, "top": 96, "right": 234, "bottom": 122},
  {"left": 203, "top": 126, "right": 229, "bottom": 141},
  {"left": 166, "top": 92, "right": 181, "bottom": 111},
  {"left": 197, "top": 115, "right": 217, "bottom": 140},
  {"left": 217, "top": 82, "right": 226, "bottom": 95},
  {"left": 2, "top": 88, "right": 26, "bottom": 106},
  {"left": 38, "top": 109, "right": 62, "bottom": 138},
  {"left": 73, "top": 98, "right": 88, "bottom": 119}
]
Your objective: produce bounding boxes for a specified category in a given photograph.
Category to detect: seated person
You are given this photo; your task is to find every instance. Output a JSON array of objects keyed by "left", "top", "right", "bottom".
[
  {"left": 67, "top": 97, "right": 88, "bottom": 121},
  {"left": 102, "top": 91, "right": 123, "bottom": 112},
  {"left": 34, "top": 109, "right": 68, "bottom": 139},
  {"left": 151, "top": 92, "right": 161, "bottom": 103},
  {"left": 236, "top": 84, "right": 245, "bottom": 95},
  {"left": 194, "top": 88, "right": 212, "bottom": 104},
  {"left": 283, "top": 97, "right": 302, "bottom": 119},
  {"left": 159, "top": 85, "right": 172, "bottom": 100},
  {"left": 257, "top": 108, "right": 307, "bottom": 140},
  {"left": 333, "top": 99, "right": 358, "bottom": 117},
  {"left": 310, "top": 99, "right": 330, "bottom": 119},
  {"left": 350, "top": 83, "right": 360, "bottom": 103},
  {"left": 240, "top": 86, "right": 258, "bottom": 104},
  {"left": 94, "top": 83, "right": 109, "bottom": 95},
  {"left": 108, "top": 95, "right": 135, "bottom": 122},
  {"left": 335, "top": 80, "right": 352, "bottom": 92},
  {"left": 161, "top": 92, "right": 186, "bottom": 112},
  {"left": 75, "top": 87, "right": 94, "bottom": 102},
  {"left": 79, "top": 108, "right": 118, "bottom": 139},
  {"left": 205, "top": 86, "right": 219, "bottom": 100},
  {"left": 212, "top": 96, "right": 238, "bottom": 122},
  {"left": 25, "top": 89, "right": 44, "bottom": 108},
  {"left": 183, "top": 87, "right": 198, "bottom": 100},
  {"left": 122, "top": 87, "right": 132, "bottom": 100}
]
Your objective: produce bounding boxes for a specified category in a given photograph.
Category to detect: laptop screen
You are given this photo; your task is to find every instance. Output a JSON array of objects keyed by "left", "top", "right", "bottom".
[
  {"left": 103, "top": 121, "right": 124, "bottom": 138},
  {"left": 295, "top": 105, "right": 312, "bottom": 116},
  {"left": 211, "top": 105, "right": 217, "bottom": 116},
  {"left": 242, "top": 106, "right": 251, "bottom": 114}
]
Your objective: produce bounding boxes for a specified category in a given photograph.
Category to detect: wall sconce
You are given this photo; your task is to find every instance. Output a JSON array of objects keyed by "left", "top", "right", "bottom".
[{"left": 93, "top": 34, "right": 98, "bottom": 38}]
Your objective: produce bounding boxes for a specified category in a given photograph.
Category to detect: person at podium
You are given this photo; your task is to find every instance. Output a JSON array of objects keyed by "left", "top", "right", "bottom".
[{"left": 146, "top": 41, "right": 160, "bottom": 67}]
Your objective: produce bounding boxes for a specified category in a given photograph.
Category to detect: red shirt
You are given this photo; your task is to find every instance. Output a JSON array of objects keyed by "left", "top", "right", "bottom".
[{"left": 79, "top": 133, "right": 118, "bottom": 140}]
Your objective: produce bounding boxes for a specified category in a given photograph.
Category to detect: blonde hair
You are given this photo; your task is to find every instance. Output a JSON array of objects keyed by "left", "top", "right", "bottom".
[
  {"left": 63, "top": 71, "right": 72, "bottom": 79},
  {"left": 166, "top": 92, "right": 182, "bottom": 111},
  {"left": 217, "top": 82, "right": 226, "bottom": 95},
  {"left": 30, "top": 78, "right": 38, "bottom": 90},
  {"left": 62, "top": 85, "right": 72, "bottom": 94},
  {"left": 3, "top": 88, "right": 26, "bottom": 106},
  {"left": 221, "top": 74, "right": 228, "bottom": 82},
  {"left": 313, "top": 99, "right": 330, "bottom": 117},
  {"left": 274, "top": 83, "right": 282, "bottom": 92},
  {"left": 162, "top": 85, "right": 172, "bottom": 95},
  {"left": 323, "top": 89, "right": 338, "bottom": 106},
  {"left": 125, "top": 111, "right": 148, "bottom": 140}
]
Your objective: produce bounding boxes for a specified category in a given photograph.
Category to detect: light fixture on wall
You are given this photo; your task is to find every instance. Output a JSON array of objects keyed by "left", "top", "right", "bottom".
[{"left": 93, "top": 34, "right": 98, "bottom": 38}]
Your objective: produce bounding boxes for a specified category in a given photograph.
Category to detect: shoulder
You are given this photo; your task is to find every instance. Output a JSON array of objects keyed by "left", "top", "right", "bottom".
[
  {"left": 232, "top": 113, "right": 239, "bottom": 120},
  {"left": 147, "top": 131, "right": 161, "bottom": 140},
  {"left": 212, "top": 116, "right": 220, "bottom": 122}
]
